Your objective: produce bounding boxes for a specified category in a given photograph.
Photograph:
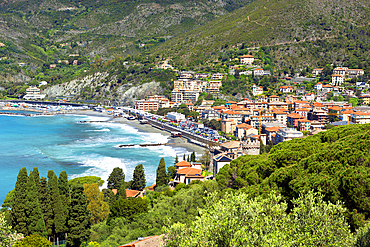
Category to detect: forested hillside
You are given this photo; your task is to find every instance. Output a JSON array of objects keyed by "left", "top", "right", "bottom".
[{"left": 217, "top": 123, "right": 370, "bottom": 231}]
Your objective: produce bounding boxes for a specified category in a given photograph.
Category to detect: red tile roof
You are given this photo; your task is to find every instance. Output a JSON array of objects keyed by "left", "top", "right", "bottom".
[
  {"left": 126, "top": 189, "right": 140, "bottom": 198},
  {"left": 175, "top": 161, "right": 192, "bottom": 167}
]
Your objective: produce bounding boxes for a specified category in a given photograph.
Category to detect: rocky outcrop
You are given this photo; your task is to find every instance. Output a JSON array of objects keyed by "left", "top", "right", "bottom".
[{"left": 43, "top": 72, "right": 164, "bottom": 106}]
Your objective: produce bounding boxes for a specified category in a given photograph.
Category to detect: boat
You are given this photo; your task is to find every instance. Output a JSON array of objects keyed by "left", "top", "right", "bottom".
[{"left": 128, "top": 116, "right": 136, "bottom": 120}]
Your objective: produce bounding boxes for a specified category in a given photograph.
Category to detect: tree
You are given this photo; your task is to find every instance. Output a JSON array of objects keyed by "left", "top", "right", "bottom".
[
  {"left": 83, "top": 184, "right": 109, "bottom": 225},
  {"left": 11, "top": 167, "right": 28, "bottom": 235},
  {"left": 131, "top": 164, "right": 146, "bottom": 190},
  {"left": 0, "top": 212, "right": 23, "bottom": 247},
  {"left": 32, "top": 168, "right": 41, "bottom": 195},
  {"left": 69, "top": 176, "right": 104, "bottom": 187},
  {"left": 183, "top": 154, "right": 186, "bottom": 161},
  {"left": 107, "top": 168, "right": 125, "bottom": 190},
  {"left": 190, "top": 152, "right": 196, "bottom": 162},
  {"left": 156, "top": 158, "right": 167, "bottom": 187},
  {"left": 39, "top": 177, "right": 49, "bottom": 236},
  {"left": 25, "top": 172, "right": 46, "bottom": 237},
  {"left": 58, "top": 171, "right": 70, "bottom": 239},
  {"left": 106, "top": 198, "right": 148, "bottom": 225},
  {"left": 67, "top": 183, "right": 90, "bottom": 247},
  {"left": 13, "top": 234, "right": 51, "bottom": 247},
  {"left": 174, "top": 155, "right": 179, "bottom": 165},
  {"left": 46, "top": 171, "right": 65, "bottom": 243},
  {"left": 167, "top": 166, "right": 177, "bottom": 180},
  {"left": 117, "top": 180, "right": 126, "bottom": 200},
  {"left": 199, "top": 150, "right": 211, "bottom": 171},
  {"left": 163, "top": 191, "right": 353, "bottom": 246}
]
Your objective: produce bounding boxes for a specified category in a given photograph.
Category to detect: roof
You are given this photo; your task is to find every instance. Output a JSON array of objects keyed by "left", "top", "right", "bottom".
[
  {"left": 220, "top": 141, "right": 240, "bottom": 149},
  {"left": 328, "top": 106, "right": 342, "bottom": 111},
  {"left": 126, "top": 189, "right": 140, "bottom": 198},
  {"left": 298, "top": 119, "right": 311, "bottom": 123},
  {"left": 332, "top": 74, "right": 343, "bottom": 77},
  {"left": 323, "top": 84, "right": 333, "bottom": 88},
  {"left": 313, "top": 102, "right": 324, "bottom": 107},
  {"left": 240, "top": 55, "right": 254, "bottom": 58},
  {"left": 265, "top": 126, "right": 281, "bottom": 132},
  {"left": 226, "top": 101, "right": 237, "bottom": 104},
  {"left": 175, "top": 160, "right": 191, "bottom": 167},
  {"left": 352, "top": 112, "right": 370, "bottom": 116},
  {"left": 269, "top": 95, "right": 279, "bottom": 98},
  {"left": 112, "top": 189, "right": 118, "bottom": 195},
  {"left": 236, "top": 123, "right": 253, "bottom": 129},
  {"left": 341, "top": 110, "right": 354, "bottom": 114},
  {"left": 213, "top": 153, "right": 233, "bottom": 162},
  {"left": 223, "top": 110, "right": 240, "bottom": 115},
  {"left": 287, "top": 113, "right": 303, "bottom": 119},
  {"left": 148, "top": 184, "right": 156, "bottom": 191},
  {"left": 295, "top": 108, "right": 310, "bottom": 112},
  {"left": 314, "top": 68, "right": 323, "bottom": 70},
  {"left": 294, "top": 100, "right": 309, "bottom": 104},
  {"left": 177, "top": 167, "right": 202, "bottom": 175},
  {"left": 273, "top": 111, "right": 287, "bottom": 114}
]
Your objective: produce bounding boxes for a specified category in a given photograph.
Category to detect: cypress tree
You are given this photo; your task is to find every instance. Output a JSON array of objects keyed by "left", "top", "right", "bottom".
[
  {"left": 174, "top": 155, "right": 179, "bottom": 164},
  {"left": 183, "top": 154, "right": 186, "bottom": 161},
  {"left": 26, "top": 171, "right": 47, "bottom": 237},
  {"left": 58, "top": 171, "right": 70, "bottom": 240},
  {"left": 32, "top": 167, "right": 41, "bottom": 194},
  {"left": 11, "top": 167, "right": 28, "bottom": 235},
  {"left": 156, "top": 158, "right": 167, "bottom": 187},
  {"left": 107, "top": 167, "right": 125, "bottom": 190},
  {"left": 131, "top": 164, "right": 146, "bottom": 190},
  {"left": 191, "top": 152, "right": 196, "bottom": 162},
  {"left": 187, "top": 155, "right": 190, "bottom": 162},
  {"left": 39, "top": 176, "right": 53, "bottom": 240},
  {"left": 117, "top": 180, "right": 127, "bottom": 200},
  {"left": 67, "top": 183, "right": 90, "bottom": 247},
  {"left": 46, "top": 171, "right": 65, "bottom": 243}
]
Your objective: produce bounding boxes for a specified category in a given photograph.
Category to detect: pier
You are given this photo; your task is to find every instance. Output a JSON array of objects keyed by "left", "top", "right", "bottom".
[{"left": 118, "top": 143, "right": 169, "bottom": 148}]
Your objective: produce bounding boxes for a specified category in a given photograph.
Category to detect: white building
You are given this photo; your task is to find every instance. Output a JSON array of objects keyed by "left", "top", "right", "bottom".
[
  {"left": 166, "top": 112, "right": 186, "bottom": 122},
  {"left": 252, "top": 84, "right": 263, "bottom": 96},
  {"left": 240, "top": 55, "right": 254, "bottom": 65},
  {"left": 275, "top": 128, "right": 303, "bottom": 143},
  {"left": 24, "top": 86, "right": 46, "bottom": 100},
  {"left": 331, "top": 74, "right": 344, "bottom": 86},
  {"left": 314, "top": 82, "right": 323, "bottom": 90},
  {"left": 254, "top": 68, "right": 265, "bottom": 76}
]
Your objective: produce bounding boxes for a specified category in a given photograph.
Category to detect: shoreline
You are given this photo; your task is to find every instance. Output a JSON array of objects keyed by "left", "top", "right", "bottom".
[{"left": 69, "top": 110, "right": 207, "bottom": 155}]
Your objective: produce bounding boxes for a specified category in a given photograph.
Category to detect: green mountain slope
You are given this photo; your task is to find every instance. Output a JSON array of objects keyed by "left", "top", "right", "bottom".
[
  {"left": 217, "top": 124, "right": 370, "bottom": 230},
  {"left": 153, "top": 0, "right": 370, "bottom": 67}
]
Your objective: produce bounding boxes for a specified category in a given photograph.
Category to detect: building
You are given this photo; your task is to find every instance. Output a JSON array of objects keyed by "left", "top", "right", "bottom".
[
  {"left": 298, "top": 119, "right": 311, "bottom": 131},
  {"left": 346, "top": 69, "right": 364, "bottom": 78},
  {"left": 273, "top": 111, "right": 287, "bottom": 125},
  {"left": 211, "top": 73, "right": 224, "bottom": 80},
  {"left": 23, "top": 86, "right": 46, "bottom": 100},
  {"left": 135, "top": 99, "right": 159, "bottom": 112},
  {"left": 331, "top": 74, "right": 344, "bottom": 86},
  {"left": 333, "top": 67, "right": 347, "bottom": 77},
  {"left": 252, "top": 84, "right": 263, "bottom": 96},
  {"left": 173, "top": 167, "right": 204, "bottom": 185},
  {"left": 351, "top": 112, "right": 370, "bottom": 124},
  {"left": 280, "top": 86, "right": 294, "bottom": 93},
  {"left": 314, "top": 82, "right": 323, "bottom": 90},
  {"left": 287, "top": 113, "right": 303, "bottom": 128},
  {"left": 254, "top": 68, "right": 265, "bottom": 76},
  {"left": 268, "top": 95, "right": 280, "bottom": 102},
  {"left": 240, "top": 55, "right": 254, "bottom": 65},
  {"left": 236, "top": 123, "right": 258, "bottom": 139},
  {"left": 275, "top": 128, "right": 304, "bottom": 143},
  {"left": 312, "top": 68, "right": 323, "bottom": 76},
  {"left": 201, "top": 109, "right": 219, "bottom": 120},
  {"left": 166, "top": 112, "right": 186, "bottom": 122}
]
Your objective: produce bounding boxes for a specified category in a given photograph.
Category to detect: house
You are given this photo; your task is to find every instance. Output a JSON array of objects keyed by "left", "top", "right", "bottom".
[
  {"left": 135, "top": 99, "right": 159, "bottom": 112},
  {"left": 351, "top": 112, "right": 370, "bottom": 124},
  {"left": 293, "top": 100, "right": 309, "bottom": 110},
  {"left": 268, "top": 95, "right": 280, "bottom": 102},
  {"left": 280, "top": 86, "right": 294, "bottom": 93},
  {"left": 252, "top": 84, "right": 263, "bottom": 96},
  {"left": 160, "top": 63, "right": 173, "bottom": 70},
  {"left": 201, "top": 109, "right": 219, "bottom": 120},
  {"left": 333, "top": 67, "right": 347, "bottom": 77},
  {"left": 298, "top": 119, "right": 311, "bottom": 131},
  {"left": 287, "top": 113, "right": 303, "bottom": 128},
  {"left": 173, "top": 167, "right": 204, "bottom": 185},
  {"left": 264, "top": 126, "right": 282, "bottom": 143},
  {"left": 0, "top": 42, "right": 5, "bottom": 47},
  {"left": 346, "top": 69, "right": 364, "bottom": 78},
  {"left": 295, "top": 108, "right": 310, "bottom": 118},
  {"left": 49, "top": 64, "right": 57, "bottom": 69},
  {"left": 275, "top": 128, "right": 304, "bottom": 143},
  {"left": 23, "top": 86, "right": 46, "bottom": 100},
  {"left": 312, "top": 68, "right": 323, "bottom": 76},
  {"left": 254, "top": 68, "right": 265, "bottom": 76},
  {"left": 221, "top": 110, "right": 242, "bottom": 133},
  {"left": 220, "top": 141, "right": 241, "bottom": 152},
  {"left": 126, "top": 189, "right": 141, "bottom": 198},
  {"left": 273, "top": 111, "right": 287, "bottom": 125},
  {"left": 211, "top": 73, "right": 224, "bottom": 80},
  {"left": 73, "top": 60, "right": 78, "bottom": 65},
  {"left": 268, "top": 101, "right": 289, "bottom": 110},
  {"left": 361, "top": 95, "right": 370, "bottom": 105},
  {"left": 322, "top": 84, "right": 333, "bottom": 93},
  {"left": 166, "top": 112, "right": 186, "bottom": 122},
  {"left": 331, "top": 74, "right": 344, "bottom": 86},
  {"left": 236, "top": 123, "right": 258, "bottom": 139},
  {"left": 240, "top": 55, "right": 254, "bottom": 65},
  {"left": 314, "top": 82, "right": 323, "bottom": 91},
  {"left": 302, "top": 93, "right": 316, "bottom": 101}
]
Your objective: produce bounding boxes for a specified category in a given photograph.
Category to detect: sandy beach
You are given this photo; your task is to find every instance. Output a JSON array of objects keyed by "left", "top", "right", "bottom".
[{"left": 69, "top": 110, "right": 207, "bottom": 155}]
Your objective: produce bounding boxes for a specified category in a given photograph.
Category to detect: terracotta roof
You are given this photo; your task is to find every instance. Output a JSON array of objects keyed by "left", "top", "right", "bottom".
[
  {"left": 223, "top": 110, "right": 240, "bottom": 115},
  {"left": 226, "top": 101, "right": 237, "bottom": 104},
  {"left": 273, "top": 111, "right": 287, "bottom": 114},
  {"left": 112, "top": 189, "right": 118, "bottom": 195},
  {"left": 240, "top": 55, "right": 254, "bottom": 58},
  {"left": 287, "top": 113, "right": 303, "bottom": 119},
  {"left": 298, "top": 119, "right": 311, "bottom": 123},
  {"left": 177, "top": 167, "right": 202, "bottom": 175},
  {"left": 328, "top": 106, "right": 342, "bottom": 111},
  {"left": 323, "top": 84, "right": 333, "bottom": 88},
  {"left": 341, "top": 110, "right": 354, "bottom": 114},
  {"left": 269, "top": 95, "right": 279, "bottom": 98},
  {"left": 352, "top": 112, "right": 370, "bottom": 116},
  {"left": 332, "top": 74, "right": 343, "bottom": 77},
  {"left": 126, "top": 189, "right": 140, "bottom": 198},
  {"left": 236, "top": 123, "right": 253, "bottom": 129},
  {"left": 175, "top": 160, "right": 191, "bottom": 167},
  {"left": 295, "top": 108, "right": 310, "bottom": 112},
  {"left": 313, "top": 102, "right": 324, "bottom": 107},
  {"left": 265, "top": 126, "right": 281, "bottom": 132},
  {"left": 294, "top": 100, "right": 309, "bottom": 104},
  {"left": 148, "top": 184, "right": 156, "bottom": 191},
  {"left": 220, "top": 141, "right": 240, "bottom": 149}
]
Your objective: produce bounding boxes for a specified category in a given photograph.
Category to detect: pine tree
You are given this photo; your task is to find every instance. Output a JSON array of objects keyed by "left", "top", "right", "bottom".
[
  {"left": 131, "top": 164, "right": 146, "bottom": 190},
  {"left": 58, "top": 171, "right": 70, "bottom": 240},
  {"left": 156, "top": 158, "right": 167, "bottom": 187},
  {"left": 25, "top": 171, "right": 47, "bottom": 237},
  {"left": 107, "top": 167, "right": 125, "bottom": 190},
  {"left": 174, "top": 155, "right": 179, "bottom": 165},
  {"left": 11, "top": 167, "right": 28, "bottom": 235},
  {"left": 67, "top": 183, "right": 90, "bottom": 247}
]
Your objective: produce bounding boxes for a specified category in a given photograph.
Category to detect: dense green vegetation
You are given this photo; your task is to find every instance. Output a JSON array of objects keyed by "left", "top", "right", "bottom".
[{"left": 216, "top": 123, "right": 370, "bottom": 231}]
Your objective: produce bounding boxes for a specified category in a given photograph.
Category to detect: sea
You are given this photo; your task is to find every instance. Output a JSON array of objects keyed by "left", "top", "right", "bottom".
[{"left": 0, "top": 112, "right": 187, "bottom": 205}]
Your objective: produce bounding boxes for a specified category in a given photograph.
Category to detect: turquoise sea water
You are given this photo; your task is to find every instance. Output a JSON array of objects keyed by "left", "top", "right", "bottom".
[{"left": 0, "top": 113, "right": 185, "bottom": 204}]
